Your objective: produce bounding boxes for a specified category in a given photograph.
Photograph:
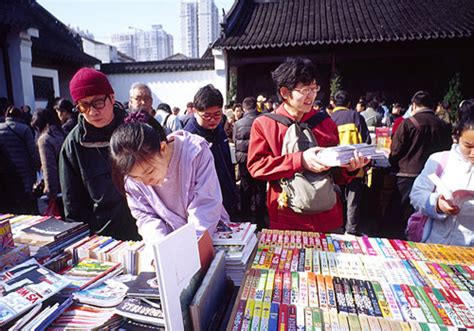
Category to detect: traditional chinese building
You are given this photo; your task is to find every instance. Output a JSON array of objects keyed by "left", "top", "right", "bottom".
[
  {"left": 213, "top": 0, "right": 474, "bottom": 105},
  {"left": 0, "top": 0, "right": 99, "bottom": 109}
]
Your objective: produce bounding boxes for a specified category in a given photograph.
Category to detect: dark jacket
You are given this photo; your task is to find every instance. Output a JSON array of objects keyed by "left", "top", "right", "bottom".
[
  {"left": 37, "top": 125, "right": 65, "bottom": 198},
  {"left": 233, "top": 108, "right": 261, "bottom": 164},
  {"left": 184, "top": 116, "right": 238, "bottom": 214},
  {"left": 330, "top": 107, "right": 371, "bottom": 145},
  {"left": 62, "top": 116, "right": 78, "bottom": 135},
  {"left": 389, "top": 109, "right": 452, "bottom": 176},
  {"left": 0, "top": 117, "right": 40, "bottom": 193},
  {"left": 59, "top": 107, "right": 141, "bottom": 240}
]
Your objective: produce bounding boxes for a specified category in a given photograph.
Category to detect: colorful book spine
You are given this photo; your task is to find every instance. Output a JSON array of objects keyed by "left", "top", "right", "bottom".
[
  {"left": 316, "top": 274, "right": 327, "bottom": 310},
  {"left": 371, "top": 281, "right": 393, "bottom": 319},
  {"left": 297, "top": 249, "right": 305, "bottom": 272},
  {"left": 298, "top": 272, "right": 308, "bottom": 307},
  {"left": 264, "top": 269, "right": 275, "bottom": 303},
  {"left": 278, "top": 303, "right": 288, "bottom": 331},
  {"left": 268, "top": 302, "right": 279, "bottom": 331},
  {"left": 259, "top": 302, "right": 271, "bottom": 331},
  {"left": 364, "top": 280, "right": 383, "bottom": 317},
  {"left": 312, "top": 308, "right": 323, "bottom": 331},
  {"left": 282, "top": 271, "right": 291, "bottom": 305},
  {"left": 342, "top": 277, "right": 357, "bottom": 315},
  {"left": 304, "top": 248, "right": 312, "bottom": 272},
  {"left": 290, "top": 272, "right": 299, "bottom": 306},
  {"left": 325, "top": 275, "right": 337, "bottom": 311},
  {"left": 333, "top": 276, "right": 348, "bottom": 313},
  {"left": 307, "top": 272, "right": 319, "bottom": 308},
  {"left": 391, "top": 284, "right": 418, "bottom": 322}
]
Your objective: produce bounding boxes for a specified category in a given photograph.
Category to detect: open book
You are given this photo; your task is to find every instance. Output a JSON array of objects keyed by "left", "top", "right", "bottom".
[{"left": 428, "top": 173, "right": 474, "bottom": 207}]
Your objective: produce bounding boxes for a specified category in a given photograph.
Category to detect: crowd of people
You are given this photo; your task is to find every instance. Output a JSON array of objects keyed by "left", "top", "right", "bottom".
[{"left": 0, "top": 57, "right": 472, "bottom": 248}]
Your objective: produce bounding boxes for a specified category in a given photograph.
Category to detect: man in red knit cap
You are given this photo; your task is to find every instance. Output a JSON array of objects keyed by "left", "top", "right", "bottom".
[{"left": 59, "top": 67, "right": 141, "bottom": 240}]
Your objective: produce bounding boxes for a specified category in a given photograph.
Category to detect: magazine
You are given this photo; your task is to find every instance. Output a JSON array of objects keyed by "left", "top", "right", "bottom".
[
  {"left": 125, "top": 272, "right": 160, "bottom": 299},
  {"left": 61, "top": 258, "right": 122, "bottom": 291},
  {"left": 115, "top": 297, "right": 165, "bottom": 326},
  {"left": 74, "top": 279, "right": 128, "bottom": 307},
  {"left": 0, "top": 259, "right": 70, "bottom": 326},
  {"left": 212, "top": 221, "right": 256, "bottom": 246}
]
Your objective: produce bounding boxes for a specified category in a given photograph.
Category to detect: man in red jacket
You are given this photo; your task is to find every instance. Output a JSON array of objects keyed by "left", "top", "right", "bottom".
[{"left": 247, "top": 58, "right": 368, "bottom": 232}]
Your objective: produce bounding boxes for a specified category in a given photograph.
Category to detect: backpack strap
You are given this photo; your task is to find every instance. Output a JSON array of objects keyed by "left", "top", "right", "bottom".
[
  {"left": 435, "top": 150, "right": 450, "bottom": 177},
  {"left": 263, "top": 113, "right": 294, "bottom": 127},
  {"left": 305, "top": 111, "right": 330, "bottom": 129},
  {"left": 163, "top": 113, "right": 172, "bottom": 127},
  {"left": 263, "top": 111, "right": 329, "bottom": 128}
]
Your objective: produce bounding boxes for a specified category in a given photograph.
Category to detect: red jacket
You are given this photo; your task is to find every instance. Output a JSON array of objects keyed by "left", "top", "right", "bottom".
[{"left": 247, "top": 105, "right": 353, "bottom": 232}]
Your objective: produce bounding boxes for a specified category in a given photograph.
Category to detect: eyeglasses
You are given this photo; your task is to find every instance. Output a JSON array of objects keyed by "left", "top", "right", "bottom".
[
  {"left": 293, "top": 85, "right": 321, "bottom": 96},
  {"left": 131, "top": 95, "right": 152, "bottom": 103},
  {"left": 76, "top": 95, "right": 110, "bottom": 113},
  {"left": 196, "top": 110, "right": 223, "bottom": 121}
]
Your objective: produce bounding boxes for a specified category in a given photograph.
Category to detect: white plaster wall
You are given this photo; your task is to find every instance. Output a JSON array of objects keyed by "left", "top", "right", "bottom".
[{"left": 107, "top": 69, "right": 225, "bottom": 112}]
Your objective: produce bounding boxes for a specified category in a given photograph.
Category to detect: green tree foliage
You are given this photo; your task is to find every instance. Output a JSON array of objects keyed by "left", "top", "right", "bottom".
[
  {"left": 443, "top": 73, "right": 463, "bottom": 124},
  {"left": 330, "top": 72, "right": 343, "bottom": 98}
]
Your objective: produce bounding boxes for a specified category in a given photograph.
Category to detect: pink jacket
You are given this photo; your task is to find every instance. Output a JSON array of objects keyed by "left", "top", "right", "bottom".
[{"left": 125, "top": 130, "right": 229, "bottom": 244}]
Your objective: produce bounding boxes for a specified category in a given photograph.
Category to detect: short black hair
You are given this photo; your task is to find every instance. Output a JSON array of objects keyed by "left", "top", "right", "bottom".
[
  {"left": 411, "top": 90, "right": 432, "bottom": 108},
  {"left": 193, "top": 84, "right": 223, "bottom": 111},
  {"left": 271, "top": 57, "right": 318, "bottom": 100},
  {"left": 455, "top": 98, "right": 474, "bottom": 138},
  {"left": 242, "top": 97, "right": 257, "bottom": 111},
  {"left": 333, "top": 90, "right": 350, "bottom": 107},
  {"left": 157, "top": 103, "right": 172, "bottom": 114}
]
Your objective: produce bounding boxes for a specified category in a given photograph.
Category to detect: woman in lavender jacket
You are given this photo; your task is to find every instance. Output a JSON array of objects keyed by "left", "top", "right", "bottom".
[{"left": 110, "top": 111, "right": 228, "bottom": 245}]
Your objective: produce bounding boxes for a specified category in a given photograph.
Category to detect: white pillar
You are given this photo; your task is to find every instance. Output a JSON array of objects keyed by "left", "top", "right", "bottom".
[
  {"left": 7, "top": 28, "right": 38, "bottom": 108},
  {"left": 212, "top": 48, "right": 228, "bottom": 103}
]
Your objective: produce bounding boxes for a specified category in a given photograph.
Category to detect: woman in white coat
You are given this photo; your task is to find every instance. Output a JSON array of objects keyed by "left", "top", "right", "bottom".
[{"left": 410, "top": 99, "right": 474, "bottom": 246}]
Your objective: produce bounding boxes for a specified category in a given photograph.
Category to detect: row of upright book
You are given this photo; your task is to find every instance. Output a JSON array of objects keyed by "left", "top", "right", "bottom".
[{"left": 230, "top": 229, "right": 474, "bottom": 330}]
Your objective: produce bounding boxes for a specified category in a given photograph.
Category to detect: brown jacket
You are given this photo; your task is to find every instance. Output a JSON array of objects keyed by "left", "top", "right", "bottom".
[{"left": 389, "top": 109, "right": 452, "bottom": 177}]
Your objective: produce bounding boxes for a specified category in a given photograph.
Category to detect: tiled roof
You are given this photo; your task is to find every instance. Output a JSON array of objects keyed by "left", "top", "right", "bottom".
[
  {"left": 101, "top": 58, "right": 214, "bottom": 74},
  {"left": 214, "top": 0, "right": 474, "bottom": 50},
  {"left": 0, "top": 0, "right": 99, "bottom": 65}
]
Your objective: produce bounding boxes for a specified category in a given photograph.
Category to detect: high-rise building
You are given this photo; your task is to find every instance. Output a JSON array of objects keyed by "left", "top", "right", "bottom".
[
  {"left": 180, "top": 1, "right": 199, "bottom": 58},
  {"left": 111, "top": 25, "right": 174, "bottom": 62},
  {"left": 180, "top": 0, "right": 219, "bottom": 58},
  {"left": 198, "top": 0, "right": 219, "bottom": 57}
]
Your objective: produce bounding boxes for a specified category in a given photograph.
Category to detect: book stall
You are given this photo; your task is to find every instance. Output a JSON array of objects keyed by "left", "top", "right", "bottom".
[
  {"left": 0, "top": 214, "right": 257, "bottom": 330},
  {"left": 228, "top": 229, "right": 474, "bottom": 330}
]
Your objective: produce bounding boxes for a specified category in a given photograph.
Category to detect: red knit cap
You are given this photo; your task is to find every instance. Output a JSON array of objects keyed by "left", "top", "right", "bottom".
[{"left": 69, "top": 67, "right": 114, "bottom": 103}]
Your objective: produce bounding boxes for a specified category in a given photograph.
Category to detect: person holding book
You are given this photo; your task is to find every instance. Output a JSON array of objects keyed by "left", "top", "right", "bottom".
[
  {"left": 247, "top": 57, "right": 368, "bottom": 232},
  {"left": 110, "top": 111, "right": 228, "bottom": 244},
  {"left": 410, "top": 99, "right": 474, "bottom": 246},
  {"left": 59, "top": 67, "right": 140, "bottom": 240}
]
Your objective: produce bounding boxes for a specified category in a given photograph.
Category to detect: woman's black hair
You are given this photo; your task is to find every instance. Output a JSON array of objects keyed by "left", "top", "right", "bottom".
[
  {"left": 31, "top": 108, "right": 62, "bottom": 134},
  {"left": 454, "top": 98, "right": 474, "bottom": 139},
  {"left": 110, "top": 110, "right": 167, "bottom": 194},
  {"left": 55, "top": 99, "right": 75, "bottom": 114}
]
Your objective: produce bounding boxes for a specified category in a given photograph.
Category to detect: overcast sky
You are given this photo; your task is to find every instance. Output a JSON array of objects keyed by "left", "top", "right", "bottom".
[{"left": 38, "top": 0, "right": 235, "bottom": 54}]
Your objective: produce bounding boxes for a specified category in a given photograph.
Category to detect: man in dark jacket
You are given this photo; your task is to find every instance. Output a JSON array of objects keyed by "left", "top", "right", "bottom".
[
  {"left": 183, "top": 84, "right": 238, "bottom": 216},
  {"left": 385, "top": 90, "right": 452, "bottom": 239},
  {"left": 233, "top": 97, "right": 267, "bottom": 228},
  {"left": 330, "top": 90, "right": 371, "bottom": 235},
  {"left": 59, "top": 68, "right": 140, "bottom": 240}
]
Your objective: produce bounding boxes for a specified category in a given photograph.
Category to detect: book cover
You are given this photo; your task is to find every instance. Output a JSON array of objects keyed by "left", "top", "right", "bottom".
[
  {"left": 212, "top": 221, "right": 256, "bottom": 246},
  {"left": 189, "top": 251, "right": 227, "bottom": 331},
  {"left": 20, "top": 217, "right": 84, "bottom": 242},
  {"left": 0, "top": 244, "right": 30, "bottom": 273},
  {"left": 0, "top": 220, "right": 14, "bottom": 253},
  {"left": 61, "top": 258, "right": 121, "bottom": 290},
  {"left": 125, "top": 272, "right": 160, "bottom": 299},
  {"left": 152, "top": 222, "right": 201, "bottom": 331},
  {"left": 0, "top": 260, "right": 70, "bottom": 326},
  {"left": 115, "top": 297, "right": 165, "bottom": 326},
  {"left": 74, "top": 279, "right": 128, "bottom": 307}
]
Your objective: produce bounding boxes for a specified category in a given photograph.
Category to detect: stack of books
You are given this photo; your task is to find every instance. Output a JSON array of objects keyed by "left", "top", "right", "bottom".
[
  {"left": 15, "top": 216, "right": 89, "bottom": 261},
  {"left": 0, "top": 219, "right": 30, "bottom": 272},
  {"left": 0, "top": 259, "right": 71, "bottom": 327},
  {"left": 115, "top": 271, "right": 165, "bottom": 327},
  {"left": 48, "top": 302, "right": 123, "bottom": 329},
  {"left": 212, "top": 221, "right": 258, "bottom": 286},
  {"left": 60, "top": 258, "right": 123, "bottom": 295},
  {"left": 316, "top": 143, "right": 387, "bottom": 166},
  {"left": 66, "top": 235, "right": 147, "bottom": 275},
  {"left": 229, "top": 230, "right": 474, "bottom": 330}
]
